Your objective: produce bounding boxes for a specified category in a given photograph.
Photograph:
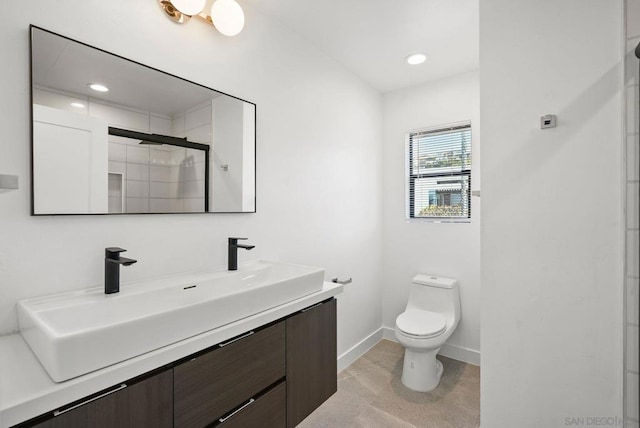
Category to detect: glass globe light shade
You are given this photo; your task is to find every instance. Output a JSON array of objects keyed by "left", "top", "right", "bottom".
[
  {"left": 210, "top": 0, "right": 245, "bottom": 36},
  {"left": 171, "top": 0, "right": 206, "bottom": 16}
]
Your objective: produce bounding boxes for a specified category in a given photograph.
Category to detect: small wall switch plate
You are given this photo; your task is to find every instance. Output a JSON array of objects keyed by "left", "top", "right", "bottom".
[
  {"left": 0, "top": 174, "right": 18, "bottom": 189},
  {"left": 540, "top": 114, "right": 557, "bottom": 129}
]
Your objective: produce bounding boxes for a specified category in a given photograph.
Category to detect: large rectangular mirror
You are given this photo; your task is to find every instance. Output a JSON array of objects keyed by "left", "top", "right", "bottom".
[{"left": 30, "top": 26, "right": 256, "bottom": 215}]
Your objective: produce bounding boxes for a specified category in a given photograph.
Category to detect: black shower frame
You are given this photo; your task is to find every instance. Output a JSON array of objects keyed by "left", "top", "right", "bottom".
[{"left": 108, "top": 127, "right": 210, "bottom": 212}]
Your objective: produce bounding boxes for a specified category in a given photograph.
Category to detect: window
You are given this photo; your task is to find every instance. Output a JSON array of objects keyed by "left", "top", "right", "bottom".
[{"left": 406, "top": 122, "right": 471, "bottom": 220}]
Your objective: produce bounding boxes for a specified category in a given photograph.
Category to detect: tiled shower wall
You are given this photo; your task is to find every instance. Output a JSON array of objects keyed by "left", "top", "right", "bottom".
[
  {"left": 626, "top": 1, "right": 640, "bottom": 426},
  {"left": 102, "top": 101, "right": 208, "bottom": 214}
]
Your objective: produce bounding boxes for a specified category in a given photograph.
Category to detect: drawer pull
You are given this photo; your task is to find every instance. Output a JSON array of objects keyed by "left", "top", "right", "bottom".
[
  {"left": 53, "top": 383, "right": 127, "bottom": 416},
  {"left": 219, "top": 330, "right": 254, "bottom": 347},
  {"left": 218, "top": 398, "right": 255, "bottom": 423},
  {"left": 302, "top": 302, "right": 323, "bottom": 312}
]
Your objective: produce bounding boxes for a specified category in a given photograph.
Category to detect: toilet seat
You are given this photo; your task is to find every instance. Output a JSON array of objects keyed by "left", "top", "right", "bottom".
[{"left": 396, "top": 310, "right": 446, "bottom": 338}]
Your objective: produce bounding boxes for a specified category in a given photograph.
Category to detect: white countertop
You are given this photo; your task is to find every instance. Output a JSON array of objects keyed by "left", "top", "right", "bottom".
[{"left": 0, "top": 281, "right": 342, "bottom": 428}]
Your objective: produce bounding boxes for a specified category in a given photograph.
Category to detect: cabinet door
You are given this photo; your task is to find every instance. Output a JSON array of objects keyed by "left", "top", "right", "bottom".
[
  {"left": 174, "top": 322, "right": 286, "bottom": 428},
  {"left": 286, "top": 299, "right": 337, "bottom": 428},
  {"left": 32, "top": 369, "right": 173, "bottom": 428}
]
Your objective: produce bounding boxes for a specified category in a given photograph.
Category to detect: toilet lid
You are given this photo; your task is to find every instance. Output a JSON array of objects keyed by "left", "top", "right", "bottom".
[{"left": 396, "top": 310, "right": 447, "bottom": 338}]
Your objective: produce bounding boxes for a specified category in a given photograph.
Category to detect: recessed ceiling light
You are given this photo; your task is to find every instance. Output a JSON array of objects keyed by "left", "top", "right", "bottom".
[
  {"left": 88, "top": 83, "right": 109, "bottom": 92},
  {"left": 70, "top": 102, "right": 86, "bottom": 108},
  {"left": 406, "top": 53, "right": 427, "bottom": 65}
]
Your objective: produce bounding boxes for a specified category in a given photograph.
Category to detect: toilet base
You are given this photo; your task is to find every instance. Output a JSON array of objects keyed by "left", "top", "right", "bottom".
[{"left": 400, "top": 348, "right": 443, "bottom": 392}]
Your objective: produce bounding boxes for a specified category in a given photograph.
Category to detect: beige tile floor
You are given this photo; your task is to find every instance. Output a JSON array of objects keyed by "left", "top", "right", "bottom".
[{"left": 298, "top": 339, "right": 480, "bottom": 428}]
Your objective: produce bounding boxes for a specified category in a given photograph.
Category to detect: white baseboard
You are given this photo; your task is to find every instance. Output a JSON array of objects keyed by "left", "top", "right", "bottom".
[
  {"left": 381, "top": 327, "right": 480, "bottom": 367},
  {"left": 382, "top": 326, "right": 397, "bottom": 341},
  {"left": 338, "top": 327, "right": 480, "bottom": 372},
  {"left": 337, "top": 328, "right": 383, "bottom": 372},
  {"left": 439, "top": 343, "right": 480, "bottom": 366}
]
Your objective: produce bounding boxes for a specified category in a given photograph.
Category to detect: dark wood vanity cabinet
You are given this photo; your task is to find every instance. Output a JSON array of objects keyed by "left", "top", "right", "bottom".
[
  {"left": 174, "top": 322, "right": 286, "bottom": 428},
  {"left": 286, "top": 298, "right": 337, "bottom": 428},
  {"left": 21, "top": 298, "right": 336, "bottom": 428},
  {"left": 31, "top": 369, "right": 173, "bottom": 428}
]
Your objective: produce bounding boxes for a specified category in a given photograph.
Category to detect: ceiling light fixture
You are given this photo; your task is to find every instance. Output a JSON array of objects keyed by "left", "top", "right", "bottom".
[
  {"left": 88, "top": 83, "right": 109, "bottom": 92},
  {"left": 406, "top": 53, "right": 427, "bottom": 65},
  {"left": 159, "top": 0, "right": 245, "bottom": 36},
  {"left": 70, "top": 102, "right": 86, "bottom": 108},
  {"left": 171, "top": 0, "right": 206, "bottom": 16}
]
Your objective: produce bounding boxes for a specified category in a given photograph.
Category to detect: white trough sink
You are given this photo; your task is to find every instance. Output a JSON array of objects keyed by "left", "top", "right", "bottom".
[{"left": 17, "top": 260, "right": 324, "bottom": 382}]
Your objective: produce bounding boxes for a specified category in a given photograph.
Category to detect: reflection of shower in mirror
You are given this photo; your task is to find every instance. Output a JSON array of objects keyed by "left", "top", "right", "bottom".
[{"left": 30, "top": 25, "right": 256, "bottom": 215}]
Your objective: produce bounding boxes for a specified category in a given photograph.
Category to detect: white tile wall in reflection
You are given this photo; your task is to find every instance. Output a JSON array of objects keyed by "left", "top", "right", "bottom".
[
  {"left": 628, "top": 325, "right": 639, "bottom": 373},
  {"left": 185, "top": 104, "right": 211, "bottom": 131},
  {"left": 184, "top": 198, "right": 205, "bottom": 212},
  {"left": 150, "top": 149, "right": 172, "bottom": 166},
  {"left": 150, "top": 165, "right": 172, "bottom": 182},
  {"left": 628, "top": 85, "right": 639, "bottom": 135},
  {"left": 628, "top": 231, "right": 639, "bottom": 278},
  {"left": 126, "top": 163, "right": 149, "bottom": 182},
  {"left": 629, "top": 278, "right": 640, "bottom": 325},
  {"left": 181, "top": 180, "right": 204, "bottom": 199},
  {"left": 628, "top": 372, "right": 639, "bottom": 420},
  {"left": 150, "top": 182, "right": 172, "bottom": 198},
  {"left": 629, "top": 135, "right": 639, "bottom": 181},
  {"left": 126, "top": 145, "right": 150, "bottom": 165},
  {"left": 629, "top": 183, "right": 639, "bottom": 229},
  {"left": 126, "top": 180, "right": 149, "bottom": 198},
  {"left": 150, "top": 114, "right": 172, "bottom": 135},
  {"left": 125, "top": 197, "right": 149, "bottom": 213},
  {"left": 185, "top": 123, "right": 212, "bottom": 145},
  {"left": 108, "top": 161, "right": 126, "bottom": 175},
  {"left": 108, "top": 142, "right": 127, "bottom": 162},
  {"left": 149, "top": 198, "right": 171, "bottom": 212}
]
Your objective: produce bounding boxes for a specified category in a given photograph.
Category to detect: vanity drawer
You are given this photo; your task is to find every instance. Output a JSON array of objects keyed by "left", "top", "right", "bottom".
[
  {"left": 214, "top": 382, "right": 286, "bottom": 428},
  {"left": 29, "top": 369, "right": 173, "bottom": 428},
  {"left": 174, "top": 321, "right": 285, "bottom": 428}
]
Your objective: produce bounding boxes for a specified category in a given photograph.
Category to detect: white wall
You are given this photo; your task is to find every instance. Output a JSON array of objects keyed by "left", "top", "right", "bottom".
[
  {"left": 624, "top": 0, "right": 640, "bottom": 424},
  {"left": 0, "top": 0, "right": 383, "bottom": 362},
  {"left": 480, "top": 1, "right": 624, "bottom": 427},
  {"left": 381, "top": 71, "right": 481, "bottom": 364}
]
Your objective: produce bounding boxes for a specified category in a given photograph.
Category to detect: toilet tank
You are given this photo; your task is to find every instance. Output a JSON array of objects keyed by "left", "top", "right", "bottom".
[{"left": 406, "top": 274, "right": 461, "bottom": 319}]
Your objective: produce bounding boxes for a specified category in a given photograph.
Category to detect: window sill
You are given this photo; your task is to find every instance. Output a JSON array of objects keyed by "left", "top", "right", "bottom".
[{"left": 406, "top": 217, "right": 472, "bottom": 224}]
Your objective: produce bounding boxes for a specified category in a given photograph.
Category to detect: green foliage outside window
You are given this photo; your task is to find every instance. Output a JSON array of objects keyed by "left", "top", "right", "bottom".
[{"left": 418, "top": 204, "right": 465, "bottom": 217}]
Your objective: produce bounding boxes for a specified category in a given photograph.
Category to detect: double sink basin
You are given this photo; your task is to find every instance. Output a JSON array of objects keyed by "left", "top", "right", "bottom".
[{"left": 17, "top": 260, "right": 325, "bottom": 382}]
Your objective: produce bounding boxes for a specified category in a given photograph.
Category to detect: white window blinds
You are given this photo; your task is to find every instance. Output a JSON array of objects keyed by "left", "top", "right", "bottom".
[{"left": 406, "top": 123, "right": 471, "bottom": 219}]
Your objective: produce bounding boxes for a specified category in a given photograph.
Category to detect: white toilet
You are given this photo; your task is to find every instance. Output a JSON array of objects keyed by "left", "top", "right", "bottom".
[{"left": 394, "top": 274, "right": 461, "bottom": 392}]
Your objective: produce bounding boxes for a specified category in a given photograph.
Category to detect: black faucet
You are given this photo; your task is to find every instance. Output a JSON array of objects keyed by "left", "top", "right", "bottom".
[
  {"left": 105, "top": 247, "right": 137, "bottom": 294},
  {"left": 228, "top": 237, "right": 255, "bottom": 271}
]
